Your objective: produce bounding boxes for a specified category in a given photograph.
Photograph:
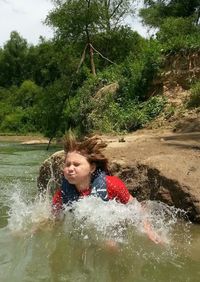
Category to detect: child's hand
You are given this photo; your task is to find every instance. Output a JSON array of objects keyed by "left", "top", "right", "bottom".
[{"left": 144, "top": 221, "right": 164, "bottom": 245}]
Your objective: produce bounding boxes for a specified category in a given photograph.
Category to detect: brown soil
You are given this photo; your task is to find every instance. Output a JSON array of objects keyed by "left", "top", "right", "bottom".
[
  {"left": 104, "top": 128, "right": 200, "bottom": 175},
  {"left": 102, "top": 127, "right": 200, "bottom": 222}
]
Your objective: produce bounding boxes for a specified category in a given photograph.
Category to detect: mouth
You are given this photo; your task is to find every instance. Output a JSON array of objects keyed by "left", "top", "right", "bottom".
[{"left": 67, "top": 174, "right": 76, "bottom": 178}]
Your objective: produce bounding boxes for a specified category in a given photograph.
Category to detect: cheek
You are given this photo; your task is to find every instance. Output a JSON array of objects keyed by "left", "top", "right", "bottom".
[
  {"left": 63, "top": 167, "right": 70, "bottom": 176},
  {"left": 78, "top": 165, "right": 91, "bottom": 176},
  {"left": 63, "top": 168, "right": 67, "bottom": 177}
]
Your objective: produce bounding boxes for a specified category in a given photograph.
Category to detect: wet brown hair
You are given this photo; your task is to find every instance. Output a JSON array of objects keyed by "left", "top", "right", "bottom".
[{"left": 63, "top": 132, "right": 109, "bottom": 172}]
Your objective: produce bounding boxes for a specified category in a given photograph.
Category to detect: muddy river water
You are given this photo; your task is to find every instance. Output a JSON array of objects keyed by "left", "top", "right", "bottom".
[{"left": 0, "top": 141, "right": 200, "bottom": 282}]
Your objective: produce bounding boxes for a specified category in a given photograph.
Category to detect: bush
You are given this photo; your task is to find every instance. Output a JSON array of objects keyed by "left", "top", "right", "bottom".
[
  {"left": 157, "top": 17, "right": 200, "bottom": 52},
  {"left": 64, "top": 65, "right": 123, "bottom": 134},
  {"left": 0, "top": 81, "right": 44, "bottom": 133},
  {"left": 87, "top": 94, "right": 124, "bottom": 133},
  {"left": 0, "top": 108, "right": 25, "bottom": 132},
  {"left": 82, "top": 94, "right": 165, "bottom": 133},
  {"left": 65, "top": 42, "right": 165, "bottom": 134},
  {"left": 119, "top": 40, "right": 162, "bottom": 102},
  {"left": 0, "top": 108, "right": 39, "bottom": 133},
  {"left": 14, "top": 80, "right": 42, "bottom": 108},
  {"left": 0, "top": 101, "right": 12, "bottom": 125},
  {"left": 187, "top": 81, "right": 200, "bottom": 108},
  {"left": 119, "top": 96, "right": 166, "bottom": 131}
]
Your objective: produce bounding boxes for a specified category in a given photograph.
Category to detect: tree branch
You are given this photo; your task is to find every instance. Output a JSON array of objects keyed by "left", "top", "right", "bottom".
[
  {"left": 110, "top": 0, "right": 124, "bottom": 19},
  {"left": 89, "top": 43, "right": 116, "bottom": 65}
]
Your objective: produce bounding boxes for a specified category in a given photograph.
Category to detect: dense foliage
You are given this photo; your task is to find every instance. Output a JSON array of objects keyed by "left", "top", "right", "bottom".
[
  {"left": 140, "top": 0, "right": 200, "bottom": 28},
  {"left": 140, "top": 0, "right": 200, "bottom": 52},
  {"left": 0, "top": 0, "right": 199, "bottom": 138}
]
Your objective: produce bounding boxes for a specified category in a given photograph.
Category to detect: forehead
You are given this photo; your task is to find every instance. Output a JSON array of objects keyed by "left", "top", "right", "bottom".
[{"left": 65, "top": 151, "right": 88, "bottom": 162}]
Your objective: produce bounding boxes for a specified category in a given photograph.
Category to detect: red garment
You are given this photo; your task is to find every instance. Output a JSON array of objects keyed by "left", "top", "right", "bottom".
[
  {"left": 106, "top": 176, "right": 131, "bottom": 204},
  {"left": 52, "top": 175, "right": 131, "bottom": 207}
]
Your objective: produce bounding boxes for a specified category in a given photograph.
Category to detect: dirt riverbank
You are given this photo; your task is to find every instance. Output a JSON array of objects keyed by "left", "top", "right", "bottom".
[{"left": 36, "top": 127, "right": 200, "bottom": 222}]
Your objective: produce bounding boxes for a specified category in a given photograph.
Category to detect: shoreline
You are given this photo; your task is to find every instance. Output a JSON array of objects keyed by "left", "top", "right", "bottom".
[{"left": 0, "top": 135, "right": 49, "bottom": 143}]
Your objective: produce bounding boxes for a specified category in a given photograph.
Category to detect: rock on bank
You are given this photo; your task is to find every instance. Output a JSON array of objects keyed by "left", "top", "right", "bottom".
[{"left": 37, "top": 129, "right": 200, "bottom": 223}]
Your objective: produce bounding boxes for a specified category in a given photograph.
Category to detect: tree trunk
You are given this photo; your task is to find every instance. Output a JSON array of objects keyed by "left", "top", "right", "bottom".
[
  {"left": 89, "top": 44, "right": 96, "bottom": 76},
  {"left": 46, "top": 137, "right": 53, "bottom": 151},
  {"left": 85, "top": 0, "right": 96, "bottom": 76}
]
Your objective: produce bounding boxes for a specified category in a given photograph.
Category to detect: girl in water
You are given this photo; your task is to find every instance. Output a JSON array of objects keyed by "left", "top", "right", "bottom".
[{"left": 52, "top": 133, "right": 162, "bottom": 244}]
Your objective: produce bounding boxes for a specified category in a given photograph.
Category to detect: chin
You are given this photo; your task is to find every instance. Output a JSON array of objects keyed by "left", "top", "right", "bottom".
[{"left": 67, "top": 179, "right": 76, "bottom": 185}]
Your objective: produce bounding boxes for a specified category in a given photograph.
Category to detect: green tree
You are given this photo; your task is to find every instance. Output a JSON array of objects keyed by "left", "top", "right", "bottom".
[
  {"left": 46, "top": 0, "right": 135, "bottom": 75},
  {"left": 0, "top": 87, "right": 13, "bottom": 127},
  {"left": 140, "top": 0, "right": 200, "bottom": 28},
  {"left": 14, "top": 80, "right": 42, "bottom": 108},
  {"left": 156, "top": 17, "right": 200, "bottom": 50},
  {"left": 0, "top": 31, "right": 28, "bottom": 87},
  {"left": 36, "top": 78, "right": 71, "bottom": 142},
  {"left": 92, "top": 26, "right": 143, "bottom": 69},
  {"left": 26, "top": 38, "right": 65, "bottom": 87},
  {"left": 0, "top": 81, "right": 43, "bottom": 133}
]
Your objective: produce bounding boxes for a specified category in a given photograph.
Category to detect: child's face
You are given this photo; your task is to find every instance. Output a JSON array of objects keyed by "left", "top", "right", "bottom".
[{"left": 63, "top": 151, "right": 95, "bottom": 189}]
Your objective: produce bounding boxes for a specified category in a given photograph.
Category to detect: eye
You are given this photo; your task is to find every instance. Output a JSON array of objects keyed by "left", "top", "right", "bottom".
[{"left": 65, "top": 162, "right": 80, "bottom": 167}]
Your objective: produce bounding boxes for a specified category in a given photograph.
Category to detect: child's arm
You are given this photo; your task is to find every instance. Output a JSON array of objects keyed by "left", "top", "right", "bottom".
[{"left": 52, "top": 189, "right": 63, "bottom": 214}]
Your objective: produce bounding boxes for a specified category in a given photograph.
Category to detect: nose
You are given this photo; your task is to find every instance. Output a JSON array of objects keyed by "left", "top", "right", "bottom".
[{"left": 67, "top": 164, "right": 74, "bottom": 172}]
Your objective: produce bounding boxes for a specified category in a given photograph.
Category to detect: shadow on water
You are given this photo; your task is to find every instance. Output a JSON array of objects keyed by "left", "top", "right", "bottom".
[
  {"left": 159, "top": 132, "right": 200, "bottom": 151},
  {"left": 163, "top": 142, "right": 200, "bottom": 150},
  {"left": 163, "top": 132, "right": 200, "bottom": 141}
]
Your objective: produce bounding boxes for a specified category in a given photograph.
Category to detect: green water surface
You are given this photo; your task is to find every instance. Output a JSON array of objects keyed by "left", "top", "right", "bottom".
[{"left": 0, "top": 141, "right": 200, "bottom": 282}]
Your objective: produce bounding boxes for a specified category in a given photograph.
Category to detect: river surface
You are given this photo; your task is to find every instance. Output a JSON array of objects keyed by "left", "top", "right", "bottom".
[{"left": 0, "top": 141, "right": 200, "bottom": 282}]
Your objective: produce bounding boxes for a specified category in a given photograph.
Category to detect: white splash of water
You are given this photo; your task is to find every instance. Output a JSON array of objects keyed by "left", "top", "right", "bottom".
[
  {"left": 64, "top": 196, "right": 182, "bottom": 244},
  {"left": 7, "top": 189, "right": 54, "bottom": 235},
  {"left": 6, "top": 184, "right": 190, "bottom": 249}
]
